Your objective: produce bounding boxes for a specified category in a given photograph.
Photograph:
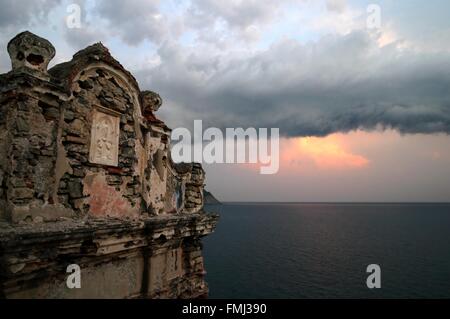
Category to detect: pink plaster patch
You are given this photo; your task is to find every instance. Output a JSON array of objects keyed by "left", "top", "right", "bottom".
[{"left": 83, "top": 172, "right": 139, "bottom": 218}]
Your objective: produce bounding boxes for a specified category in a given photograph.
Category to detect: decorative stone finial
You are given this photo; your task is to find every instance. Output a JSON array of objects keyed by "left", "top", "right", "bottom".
[
  {"left": 7, "top": 31, "right": 55, "bottom": 74},
  {"left": 140, "top": 90, "right": 163, "bottom": 113}
]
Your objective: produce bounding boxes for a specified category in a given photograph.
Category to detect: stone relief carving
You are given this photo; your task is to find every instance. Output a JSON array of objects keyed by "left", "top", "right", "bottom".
[{"left": 89, "top": 108, "right": 120, "bottom": 166}]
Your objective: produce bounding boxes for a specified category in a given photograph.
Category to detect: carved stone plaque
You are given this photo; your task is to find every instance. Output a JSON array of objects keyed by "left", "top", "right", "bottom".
[{"left": 89, "top": 108, "right": 120, "bottom": 166}]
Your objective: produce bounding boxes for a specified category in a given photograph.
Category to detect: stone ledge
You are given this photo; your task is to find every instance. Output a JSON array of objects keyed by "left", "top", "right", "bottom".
[
  {"left": 0, "top": 211, "right": 219, "bottom": 246},
  {"left": 0, "top": 211, "right": 219, "bottom": 299}
]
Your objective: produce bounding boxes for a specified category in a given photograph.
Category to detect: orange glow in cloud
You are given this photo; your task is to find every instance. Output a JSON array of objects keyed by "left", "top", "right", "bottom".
[
  {"left": 237, "top": 131, "right": 371, "bottom": 173},
  {"left": 238, "top": 130, "right": 450, "bottom": 176},
  {"left": 282, "top": 133, "right": 370, "bottom": 170}
]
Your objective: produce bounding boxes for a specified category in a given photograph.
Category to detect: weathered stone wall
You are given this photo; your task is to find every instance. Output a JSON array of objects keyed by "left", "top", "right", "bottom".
[
  {"left": 0, "top": 74, "right": 72, "bottom": 223},
  {"left": 57, "top": 60, "right": 144, "bottom": 218},
  {"left": 0, "top": 214, "right": 217, "bottom": 299},
  {"left": 0, "top": 31, "right": 218, "bottom": 299}
]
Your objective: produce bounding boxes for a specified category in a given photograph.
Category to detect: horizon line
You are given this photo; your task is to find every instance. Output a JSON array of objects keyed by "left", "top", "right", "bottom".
[{"left": 207, "top": 201, "right": 450, "bottom": 204}]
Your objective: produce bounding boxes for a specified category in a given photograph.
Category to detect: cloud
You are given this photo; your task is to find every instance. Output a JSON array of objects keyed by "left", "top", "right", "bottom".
[
  {"left": 90, "top": 0, "right": 297, "bottom": 46},
  {"left": 1, "top": 0, "right": 450, "bottom": 139},
  {"left": 187, "top": 0, "right": 289, "bottom": 29},
  {"left": 326, "top": 0, "right": 347, "bottom": 13},
  {"left": 92, "top": 0, "right": 170, "bottom": 45},
  {"left": 61, "top": 0, "right": 104, "bottom": 50},
  {"left": 185, "top": 0, "right": 299, "bottom": 44},
  {"left": 135, "top": 30, "right": 450, "bottom": 137},
  {"left": 0, "top": 0, "right": 61, "bottom": 29},
  {"left": 63, "top": 25, "right": 106, "bottom": 50},
  {"left": 312, "top": 5, "right": 362, "bottom": 35},
  {"left": 0, "top": 0, "right": 62, "bottom": 72},
  {"left": 283, "top": 134, "right": 369, "bottom": 170}
]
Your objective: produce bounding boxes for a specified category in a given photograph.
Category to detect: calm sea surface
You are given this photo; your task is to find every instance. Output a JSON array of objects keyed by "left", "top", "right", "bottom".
[{"left": 203, "top": 203, "right": 450, "bottom": 298}]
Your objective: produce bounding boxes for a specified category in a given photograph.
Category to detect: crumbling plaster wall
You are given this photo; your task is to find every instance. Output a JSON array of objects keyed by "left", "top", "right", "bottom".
[
  {"left": 0, "top": 85, "right": 73, "bottom": 223},
  {"left": 57, "top": 66, "right": 144, "bottom": 218},
  {"left": 0, "top": 32, "right": 206, "bottom": 223}
]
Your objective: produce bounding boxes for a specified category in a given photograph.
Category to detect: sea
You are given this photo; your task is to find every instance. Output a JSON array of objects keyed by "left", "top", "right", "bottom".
[{"left": 202, "top": 203, "right": 450, "bottom": 299}]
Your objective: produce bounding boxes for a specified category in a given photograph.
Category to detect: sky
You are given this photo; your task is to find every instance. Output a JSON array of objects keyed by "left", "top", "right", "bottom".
[{"left": 1, "top": 0, "right": 450, "bottom": 202}]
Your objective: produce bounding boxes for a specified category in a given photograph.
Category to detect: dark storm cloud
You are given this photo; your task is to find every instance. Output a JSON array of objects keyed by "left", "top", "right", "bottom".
[
  {"left": 1, "top": 0, "right": 450, "bottom": 138},
  {"left": 135, "top": 31, "right": 450, "bottom": 137}
]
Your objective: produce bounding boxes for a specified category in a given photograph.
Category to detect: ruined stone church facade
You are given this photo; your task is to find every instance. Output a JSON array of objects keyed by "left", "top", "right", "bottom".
[{"left": 0, "top": 31, "right": 218, "bottom": 298}]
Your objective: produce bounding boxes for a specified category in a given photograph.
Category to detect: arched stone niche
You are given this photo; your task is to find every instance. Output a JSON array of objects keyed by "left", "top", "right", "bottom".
[{"left": 56, "top": 63, "right": 146, "bottom": 218}]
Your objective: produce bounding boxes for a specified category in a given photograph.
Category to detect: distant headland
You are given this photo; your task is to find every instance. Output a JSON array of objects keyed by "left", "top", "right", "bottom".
[{"left": 204, "top": 190, "right": 221, "bottom": 204}]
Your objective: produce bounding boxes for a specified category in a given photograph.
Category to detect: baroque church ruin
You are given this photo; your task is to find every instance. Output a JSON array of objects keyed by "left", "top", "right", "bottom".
[{"left": 0, "top": 31, "right": 218, "bottom": 298}]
